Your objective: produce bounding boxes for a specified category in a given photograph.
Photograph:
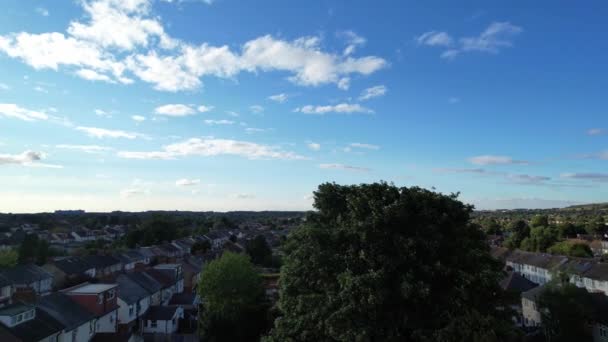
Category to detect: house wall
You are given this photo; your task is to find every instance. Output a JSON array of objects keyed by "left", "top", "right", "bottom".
[
  {"left": 117, "top": 296, "right": 151, "bottom": 326},
  {"left": 96, "top": 309, "right": 118, "bottom": 333},
  {"left": 38, "top": 332, "right": 62, "bottom": 342},
  {"left": 142, "top": 309, "right": 182, "bottom": 334},
  {"left": 506, "top": 261, "right": 552, "bottom": 285},
  {"left": 65, "top": 320, "right": 95, "bottom": 342},
  {"left": 150, "top": 291, "right": 161, "bottom": 306},
  {"left": 593, "top": 323, "right": 608, "bottom": 342},
  {"left": 521, "top": 297, "right": 541, "bottom": 327}
]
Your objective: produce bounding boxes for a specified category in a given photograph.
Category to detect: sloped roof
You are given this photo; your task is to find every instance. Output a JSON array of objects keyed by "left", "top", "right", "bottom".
[
  {"left": 5, "top": 308, "right": 64, "bottom": 341},
  {"left": 522, "top": 284, "right": 547, "bottom": 302},
  {"left": 53, "top": 256, "right": 94, "bottom": 275},
  {"left": 82, "top": 255, "right": 121, "bottom": 269},
  {"left": 499, "top": 271, "right": 538, "bottom": 293},
  {"left": 0, "top": 264, "right": 52, "bottom": 284},
  {"left": 116, "top": 274, "right": 149, "bottom": 304},
  {"left": 583, "top": 263, "right": 608, "bottom": 282},
  {"left": 37, "top": 292, "right": 96, "bottom": 331},
  {"left": 506, "top": 250, "right": 568, "bottom": 270},
  {"left": 125, "top": 272, "right": 162, "bottom": 295}
]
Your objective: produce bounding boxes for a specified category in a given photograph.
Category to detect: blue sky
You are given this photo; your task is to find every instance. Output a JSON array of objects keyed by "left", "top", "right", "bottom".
[{"left": 0, "top": 0, "right": 607, "bottom": 212}]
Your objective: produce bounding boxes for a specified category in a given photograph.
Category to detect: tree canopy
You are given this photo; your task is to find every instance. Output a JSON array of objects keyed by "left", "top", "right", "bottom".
[
  {"left": 246, "top": 235, "right": 273, "bottom": 266},
  {"left": 198, "top": 252, "right": 269, "bottom": 341},
  {"left": 266, "top": 182, "right": 515, "bottom": 342}
]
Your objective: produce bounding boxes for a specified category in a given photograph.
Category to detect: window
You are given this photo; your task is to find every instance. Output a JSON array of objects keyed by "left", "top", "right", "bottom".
[
  {"left": 72, "top": 330, "right": 77, "bottom": 342},
  {"left": 129, "top": 305, "right": 134, "bottom": 317},
  {"left": 107, "top": 289, "right": 116, "bottom": 301},
  {"left": 10, "top": 316, "right": 15, "bottom": 325},
  {"left": 150, "top": 320, "right": 157, "bottom": 328},
  {"left": 16, "top": 314, "right": 23, "bottom": 323},
  {"left": 90, "top": 321, "right": 95, "bottom": 334},
  {"left": 97, "top": 294, "right": 103, "bottom": 304}
]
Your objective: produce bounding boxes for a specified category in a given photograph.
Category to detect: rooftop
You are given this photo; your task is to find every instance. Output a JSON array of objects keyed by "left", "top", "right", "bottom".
[
  {"left": 67, "top": 283, "right": 117, "bottom": 294},
  {"left": 0, "top": 302, "right": 33, "bottom": 317}
]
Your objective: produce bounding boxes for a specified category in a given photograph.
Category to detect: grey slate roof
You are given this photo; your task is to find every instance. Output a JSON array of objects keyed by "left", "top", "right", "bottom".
[
  {"left": 124, "top": 272, "right": 162, "bottom": 295},
  {"left": 499, "top": 271, "right": 538, "bottom": 293},
  {"left": 37, "top": 292, "right": 96, "bottom": 331},
  {"left": 116, "top": 274, "right": 149, "bottom": 304},
  {"left": 0, "top": 264, "right": 52, "bottom": 284},
  {"left": 583, "top": 263, "right": 608, "bottom": 282},
  {"left": 5, "top": 308, "right": 64, "bottom": 342},
  {"left": 82, "top": 255, "right": 121, "bottom": 269},
  {"left": 506, "top": 250, "right": 568, "bottom": 270},
  {"left": 53, "top": 256, "right": 94, "bottom": 275}
]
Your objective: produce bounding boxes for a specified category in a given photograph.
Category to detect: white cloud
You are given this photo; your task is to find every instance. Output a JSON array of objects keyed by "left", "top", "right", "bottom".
[
  {"left": 118, "top": 137, "right": 306, "bottom": 160},
  {"left": 359, "top": 85, "right": 387, "bottom": 101},
  {"left": 319, "top": 163, "right": 370, "bottom": 172},
  {"left": 154, "top": 104, "right": 196, "bottom": 116},
  {"left": 197, "top": 105, "right": 214, "bottom": 112},
  {"left": 76, "top": 68, "right": 113, "bottom": 82},
  {"left": 76, "top": 126, "right": 143, "bottom": 139},
  {"left": 0, "top": 2, "right": 386, "bottom": 92},
  {"left": 416, "top": 31, "right": 453, "bottom": 47},
  {"left": 132, "top": 115, "right": 146, "bottom": 122},
  {"left": 249, "top": 105, "right": 264, "bottom": 114},
  {"left": 0, "top": 83, "right": 9, "bottom": 90},
  {"left": 468, "top": 155, "right": 528, "bottom": 165},
  {"left": 268, "top": 93, "right": 288, "bottom": 103},
  {"left": 56, "top": 144, "right": 111, "bottom": 153},
  {"left": 34, "top": 86, "right": 48, "bottom": 93},
  {"left": 204, "top": 119, "right": 234, "bottom": 125},
  {"left": 36, "top": 7, "right": 50, "bottom": 16},
  {"left": 94, "top": 109, "right": 112, "bottom": 117},
  {"left": 67, "top": 0, "right": 175, "bottom": 51},
  {"left": 176, "top": 178, "right": 200, "bottom": 186},
  {"left": 225, "top": 111, "right": 240, "bottom": 117},
  {"left": 349, "top": 142, "right": 379, "bottom": 150},
  {"left": 307, "top": 142, "right": 321, "bottom": 151},
  {"left": 0, "top": 103, "right": 49, "bottom": 121},
  {"left": 0, "top": 150, "right": 62, "bottom": 168},
  {"left": 294, "top": 103, "right": 373, "bottom": 115},
  {"left": 505, "top": 173, "right": 550, "bottom": 184}
]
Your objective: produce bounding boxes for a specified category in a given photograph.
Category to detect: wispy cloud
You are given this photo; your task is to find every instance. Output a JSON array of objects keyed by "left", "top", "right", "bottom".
[
  {"left": 561, "top": 173, "right": 608, "bottom": 182},
  {"left": 294, "top": 103, "right": 373, "bottom": 115},
  {"left": 35, "top": 7, "right": 49, "bottom": 16},
  {"left": 268, "top": 93, "right": 288, "bottom": 103},
  {"left": 468, "top": 155, "right": 528, "bottom": 165},
  {"left": 319, "top": 163, "right": 370, "bottom": 172},
  {"left": 132, "top": 115, "right": 146, "bottom": 122},
  {"left": 249, "top": 105, "right": 264, "bottom": 114},
  {"left": 418, "top": 22, "right": 523, "bottom": 59},
  {"left": 118, "top": 137, "right": 306, "bottom": 160},
  {"left": 358, "top": 85, "right": 387, "bottom": 101},
  {"left": 56, "top": 144, "right": 111, "bottom": 154},
  {"left": 0, "top": 103, "right": 48, "bottom": 121},
  {"left": 176, "top": 178, "right": 200, "bottom": 186},
  {"left": 0, "top": 150, "right": 61, "bottom": 168},
  {"left": 416, "top": 31, "right": 453, "bottom": 47},
  {"left": 197, "top": 105, "right": 214, "bottom": 113},
  {"left": 307, "top": 142, "right": 321, "bottom": 151},
  {"left": 155, "top": 104, "right": 196, "bottom": 116},
  {"left": 587, "top": 128, "right": 606, "bottom": 136},
  {"left": 76, "top": 126, "right": 144, "bottom": 139},
  {"left": 204, "top": 119, "right": 234, "bottom": 125}
]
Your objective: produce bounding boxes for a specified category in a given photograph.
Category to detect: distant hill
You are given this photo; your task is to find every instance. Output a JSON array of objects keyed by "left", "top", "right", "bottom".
[{"left": 563, "top": 203, "right": 608, "bottom": 210}]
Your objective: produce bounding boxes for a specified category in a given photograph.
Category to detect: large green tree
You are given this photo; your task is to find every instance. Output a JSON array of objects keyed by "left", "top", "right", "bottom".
[
  {"left": 198, "top": 252, "right": 268, "bottom": 341},
  {"left": 538, "top": 282, "right": 596, "bottom": 342},
  {"left": 246, "top": 235, "right": 273, "bottom": 266},
  {"left": 266, "top": 182, "right": 515, "bottom": 342}
]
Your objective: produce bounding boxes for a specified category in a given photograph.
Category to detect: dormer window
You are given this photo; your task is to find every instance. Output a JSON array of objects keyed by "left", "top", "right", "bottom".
[
  {"left": 97, "top": 294, "right": 103, "bottom": 304},
  {"left": 107, "top": 289, "right": 116, "bottom": 301}
]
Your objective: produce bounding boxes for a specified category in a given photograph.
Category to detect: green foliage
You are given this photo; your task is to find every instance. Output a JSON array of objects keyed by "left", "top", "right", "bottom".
[
  {"left": 0, "top": 248, "right": 18, "bottom": 267},
  {"left": 556, "top": 222, "right": 585, "bottom": 239},
  {"left": 530, "top": 215, "right": 549, "bottom": 228},
  {"left": 504, "top": 220, "right": 530, "bottom": 249},
  {"left": 124, "top": 215, "right": 190, "bottom": 248},
  {"left": 520, "top": 226, "right": 558, "bottom": 252},
  {"left": 18, "top": 234, "right": 51, "bottom": 265},
  {"left": 585, "top": 217, "right": 606, "bottom": 235},
  {"left": 198, "top": 252, "right": 268, "bottom": 341},
  {"left": 547, "top": 241, "right": 593, "bottom": 258},
  {"left": 213, "top": 216, "right": 236, "bottom": 230},
  {"left": 266, "top": 182, "right": 515, "bottom": 342},
  {"left": 538, "top": 282, "right": 595, "bottom": 342},
  {"left": 191, "top": 240, "right": 211, "bottom": 255},
  {"left": 246, "top": 235, "right": 273, "bottom": 266}
]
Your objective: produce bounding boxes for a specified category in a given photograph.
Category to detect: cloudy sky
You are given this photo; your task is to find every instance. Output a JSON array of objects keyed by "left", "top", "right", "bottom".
[{"left": 0, "top": 0, "right": 606, "bottom": 212}]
